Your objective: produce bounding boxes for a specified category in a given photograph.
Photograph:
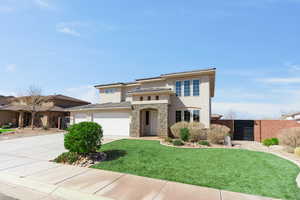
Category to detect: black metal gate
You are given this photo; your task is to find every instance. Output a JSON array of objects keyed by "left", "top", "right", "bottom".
[{"left": 233, "top": 120, "right": 254, "bottom": 141}]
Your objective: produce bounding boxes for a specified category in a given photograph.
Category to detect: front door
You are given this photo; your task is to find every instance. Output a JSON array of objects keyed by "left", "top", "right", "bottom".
[
  {"left": 144, "top": 110, "right": 158, "bottom": 136},
  {"left": 150, "top": 111, "right": 158, "bottom": 136}
]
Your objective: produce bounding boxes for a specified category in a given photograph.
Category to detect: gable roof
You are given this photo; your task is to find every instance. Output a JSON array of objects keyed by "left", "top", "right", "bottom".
[
  {"left": 47, "top": 94, "right": 90, "bottom": 104},
  {"left": 0, "top": 95, "right": 14, "bottom": 106}
]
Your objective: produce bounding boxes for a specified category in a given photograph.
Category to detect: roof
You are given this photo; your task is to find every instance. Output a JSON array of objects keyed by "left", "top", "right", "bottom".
[
  {"left": 0, "top": 96, "right": 14, "bottom": 106},
  {"left": 0, "top": 105, "right": 67, "bottom": 112},
  {"left": 45, "top": 94, "right": 90, "bottom": 104},
  {"left": 282, "top": 111, "right": 300, "bottom": 118},
  {"left": 95, "top": 67, "right": 216, "bottom": 86},
  {"left": 67, "top": 101, "right": 132, "bottom": 111}
]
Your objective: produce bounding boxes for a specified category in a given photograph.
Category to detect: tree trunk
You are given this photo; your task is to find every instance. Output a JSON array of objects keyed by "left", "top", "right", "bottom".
[{"left": 31, "top": 112, "right": 35, "bottom": 130}]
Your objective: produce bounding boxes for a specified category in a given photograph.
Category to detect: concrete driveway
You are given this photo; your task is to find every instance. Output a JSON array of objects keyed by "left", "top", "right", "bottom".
[{"left": 0, "top": 133, "right": 277, "bottom": 200}]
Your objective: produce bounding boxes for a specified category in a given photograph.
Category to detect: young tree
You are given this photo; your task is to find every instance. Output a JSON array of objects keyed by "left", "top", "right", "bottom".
[
  {"left": 23, "top": 86, "right": 45, "bottom": 129},
  {"left": 224, "top": 109, "right": 237, "bottom": 120}
]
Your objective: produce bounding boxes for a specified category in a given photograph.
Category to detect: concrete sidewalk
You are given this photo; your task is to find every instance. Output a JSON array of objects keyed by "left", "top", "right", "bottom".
[{"left": 0, "top": 134, "right": 277, "bottom": 200}]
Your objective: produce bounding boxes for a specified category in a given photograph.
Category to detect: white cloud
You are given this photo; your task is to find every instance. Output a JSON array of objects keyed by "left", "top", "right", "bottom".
[
  {"left": 212, "top": 101, "right": 300, "bottom": 119},
  {"left": 5, "top": 64, "right": 16, "bottom": 72},
  {"left": 56, "top": 22, "right": 82, "bottom": 37},
  {"left": 34, "top": 0, "right": 50, "bottom": 8},
  {"left": 260, "top": 77, "right": 300, "bottom": 84},
  {"left": 62, "top": 85, "right": 99, "bottom": 103}
]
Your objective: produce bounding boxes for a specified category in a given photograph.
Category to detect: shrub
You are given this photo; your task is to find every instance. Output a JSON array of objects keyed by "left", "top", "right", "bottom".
[
  {"left": 271, "top": 138, "right": 279, "bottom": 145},
  {"left": 170, "top": 122, "right": 189, "bottom": 138},
  {"left": 207, "top": 124, "right": 230, "bottom": 144},
  {"left": 198, "top": 140, "right": 210, "bottom": 146},
  {"left": 172, "top": 139, "right": 184, "bottom": 146},
  {"left": 54, "top": 152, "right": 80, "bottom": 164},
  {"left": 180, "top": 128, "right": 190, "bottom": 142},
  {"left": 64, "top": 122, "right": 103, "bottom": 153},
  {"left": 263, "top": 138, "right": 274, "bottom": 147},
  {"left": 170, "top": 122, "right": 207, "bottom": 142},
  {"left": 188, "top": 122, "right": 207, "bottom": 142},
  {"left": 278, "top": 127, "right": 300, "bottom": 148},
  {"left": 164, "top": 137, "right": 173, "bottom": 143},
  {"left": 295, "top": 147, "right": 300, "bottom": 157},
  {"left": 1, "top": 124, "right": 11, "bottom": 129}
]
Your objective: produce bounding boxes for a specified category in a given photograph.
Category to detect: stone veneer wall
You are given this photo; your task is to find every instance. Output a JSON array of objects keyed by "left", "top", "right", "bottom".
[{"left": 130, "top": 103, "right": 168, "bottom": 137}]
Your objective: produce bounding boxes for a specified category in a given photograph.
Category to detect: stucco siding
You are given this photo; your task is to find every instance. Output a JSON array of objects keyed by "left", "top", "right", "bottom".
[
  {"left": 167, "top": 75, "right": 211, "bottom": 128},
  {"left": 99, "top": 88, "right": 122, "bottom": 103}
]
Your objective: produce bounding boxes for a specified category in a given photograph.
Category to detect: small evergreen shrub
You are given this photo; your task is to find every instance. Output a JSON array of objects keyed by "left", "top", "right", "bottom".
[
  {"left": 294, "top": 147, "right": 300, "bottom": 157},
  {"left": 263, "top": 138, "right": 279, "bottom": 147},
  {"left": 54, "top": 152, "right": 80, "bottom": 164},
  {"left": 180, "top": 128, "right": 190, "bottom": 142},
  {"left": 173, "top": 139, "right": 184, "bottom": 146},
  {"left": 198, "top": 140, "right": 210, "bottom": 146},
  {"left": 271, "top": 138, "right": 279, "bottom": 145},
  {"left": 64, "top": 122, "right": 103, "bottom": 153}
]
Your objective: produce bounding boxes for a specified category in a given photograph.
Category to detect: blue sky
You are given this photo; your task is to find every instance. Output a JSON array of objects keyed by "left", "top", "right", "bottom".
[{"left": 1, "top": 0, "right": 300, "bottom": 118}]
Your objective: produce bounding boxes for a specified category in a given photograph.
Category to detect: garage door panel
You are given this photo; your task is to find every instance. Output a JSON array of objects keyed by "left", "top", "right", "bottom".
[
  {"left": 74, "top": 114, "right": 88, "bottom": 124},
  {"left": 93, "top": 112, "right": 130, "bottom": 136}
]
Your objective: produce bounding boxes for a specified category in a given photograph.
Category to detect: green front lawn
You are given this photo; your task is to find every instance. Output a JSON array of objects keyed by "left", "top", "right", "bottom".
[
  {"left": 0, "top": 129, "right": 15, "bottom": 134},
  {"left": 92, "top": 139, "right": 300, "bottom": 200}
]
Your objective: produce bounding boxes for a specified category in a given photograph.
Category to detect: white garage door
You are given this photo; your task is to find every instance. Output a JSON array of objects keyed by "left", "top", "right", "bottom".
[
  {"left": 74, "top": 113, "right": 88, "bottom": 124},
  {"left": 93, "top": 112, "right": 130, "bottom": 136}
]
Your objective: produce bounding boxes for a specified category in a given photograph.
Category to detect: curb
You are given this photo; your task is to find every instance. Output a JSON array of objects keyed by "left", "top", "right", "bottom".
[{"left": 0, "top": 172, "right": 113, "bottom": 200}]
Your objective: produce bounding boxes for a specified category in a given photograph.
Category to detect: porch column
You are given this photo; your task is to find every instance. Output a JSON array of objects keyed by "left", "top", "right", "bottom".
[
  {"left": 130, "top": 105, "right": 141, "bottom": 137},
  {"left": 18, "top": 111, "right": 24, "bottom": 128}
]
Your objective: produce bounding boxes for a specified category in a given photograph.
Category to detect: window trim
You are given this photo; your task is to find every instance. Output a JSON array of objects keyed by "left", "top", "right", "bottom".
[{"left": 175, "top": 109, "right": 200, "bottom": 123}]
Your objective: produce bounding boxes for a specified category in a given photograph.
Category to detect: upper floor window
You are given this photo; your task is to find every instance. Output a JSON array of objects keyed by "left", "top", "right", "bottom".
[
  {"left": 156, "top": 96, "right": 159, "bottom": 100},
  {"left": 175, "top": 81, "right": 181, "bottom": 96},
  {"left": 147, "top": 96, "right": 151, "bottom": 101},
  {"left": 104, "top": 88, "right": 116, "bottom": 93},
  {"left": 184, "top": 80, "right": 190, "bottom": 96},
  {"left": 193, "top": 80, "right": 200, "bottom": 96},
  {"left": 193, "top": 110, "right": 200, "bottom": 122},
  {"left": 140, "top": 96, "right": 143, "bottom": 101}
]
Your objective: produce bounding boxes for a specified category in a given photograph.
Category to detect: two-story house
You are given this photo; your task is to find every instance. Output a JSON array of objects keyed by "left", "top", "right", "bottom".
[{"left": 69, "top": 68, "right": 216, "bottom": 137}]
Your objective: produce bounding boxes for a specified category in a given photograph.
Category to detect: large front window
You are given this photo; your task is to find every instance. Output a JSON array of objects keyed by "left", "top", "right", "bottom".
[
  {"left": 175, "top": 81, "right": 181, "bottom": 96},
  {"left": 193, "top": 80, "right": 200, "bottom": 96},
  {"left": 193, "top": 110, "right": 200, "bottom": 122},
  {"left": 184, "top": 80, "right": 190, "bottom": 96},
  {"left": 184, "top": 110, "right": 191, "bottom": 122},
  {"left": 176, "top": 111, "right": 182, "bottom": 122}
]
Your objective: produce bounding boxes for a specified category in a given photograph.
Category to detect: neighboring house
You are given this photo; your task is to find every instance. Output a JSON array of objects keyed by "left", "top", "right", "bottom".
[
  {"left": 282, "top": 112, "right": 300, "bottom": 122},
  {"left": 0, "top": 95, "right": 16, "bottom": 127},
  {"left": 0, "top": 95, "right": 90, "bottom": 128},
  {"left": 68, "top": 68, "right": 216, "bottom": 137}
]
